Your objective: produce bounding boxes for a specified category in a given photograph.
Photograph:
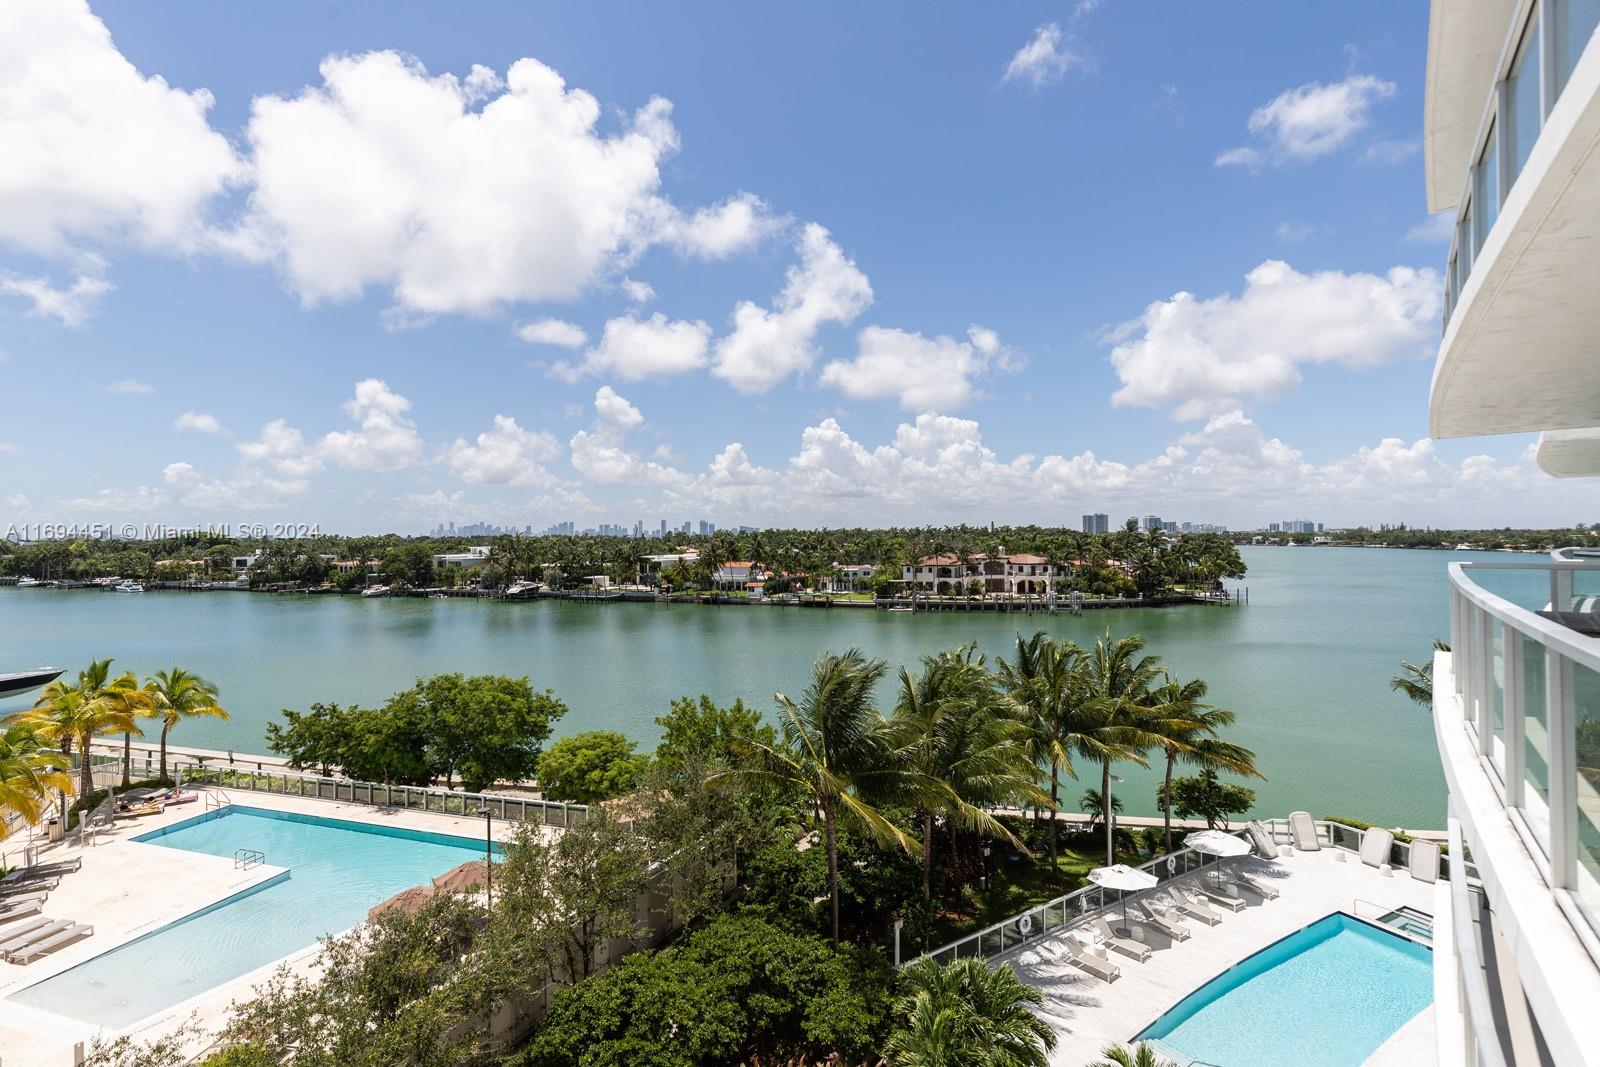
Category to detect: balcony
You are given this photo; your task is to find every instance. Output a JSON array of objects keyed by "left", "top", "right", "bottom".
[
  {"left": 1441, "top": 550, "right": 1600, "bottom": 1062},
  {"left": 1428, "top": 0, "right": 1600, "bottom": 448}
]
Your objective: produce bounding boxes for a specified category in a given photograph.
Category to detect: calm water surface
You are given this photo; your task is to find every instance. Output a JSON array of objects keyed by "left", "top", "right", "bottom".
[{"left": 0, "top": 546, "right": 1547, "bottom": 827}]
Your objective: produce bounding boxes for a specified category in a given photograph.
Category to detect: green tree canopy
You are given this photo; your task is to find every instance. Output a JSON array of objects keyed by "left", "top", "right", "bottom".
[
  {"left": 537, "top": 730, "right": 646, "bottom": 805},
  {"left": 393, "top": 673, "right": 566, "bottom": 791},
  {"left": 652, "top": 695, "right": 774, "bottom": 771},
  {"left": 1159, "top": 768, "right": 1257, "bottom": 830}
]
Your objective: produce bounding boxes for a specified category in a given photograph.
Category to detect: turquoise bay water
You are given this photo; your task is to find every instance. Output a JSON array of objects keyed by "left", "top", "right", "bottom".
[
  {"left": 1139, "top": 913, "right": 1433, "bottom": 1067},
  {"left": 7, "top": 806, "right": 490, "bottom": 1026},
  {"left": 0, "top": 546, "right": 1552, "bottom": 826}
]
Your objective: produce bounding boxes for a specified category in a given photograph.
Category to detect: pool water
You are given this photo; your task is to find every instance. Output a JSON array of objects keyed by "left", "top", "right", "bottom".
[
  {"left": 1138, "top": 913, "right": 1432, "bottom": 1067},
  {"left": 7, "top": 806, "right": 494, "bottom": 1027}
]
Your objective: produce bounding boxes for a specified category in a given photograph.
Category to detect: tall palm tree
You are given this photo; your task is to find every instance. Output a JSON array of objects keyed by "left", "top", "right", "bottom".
[
  {"left": 1081, "top": 632, "right": 1169, "bottom": 866},
  {"left": 143, "top": 668, "right": 230, "bottom": 782},
  {"left": 8, "top": 671, "right": 151, "bottom": 809},
  {"left": 885, "top": 958, "right": 1057, "bottom": 1067},
  {"left": 1391, "top": 639, "right": 1450, "bottom": 707},
  {"left": 997, "top": 632, "right": 1098, "bottom": 880},
  {"left": 1088, "top": 1043, "right": 1175, "bottom": 1067},
  {"left": 1147, "top": 675, "right": 1262, "bottom": 851},
  {"left": 889, "top": 646, "right": 1045, "bottom": 912},
  {"left": 0, "top": 723, "right": 73, "bottom": 837},
  {"left": 728, "top": 649, "right": 913, "bottom": 943}
]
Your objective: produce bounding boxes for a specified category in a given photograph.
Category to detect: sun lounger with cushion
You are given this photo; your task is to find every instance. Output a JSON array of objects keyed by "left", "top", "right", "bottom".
[
  {"left": 0, "top": 915, "right": 51, "bottom": 945},
  {"left": 1359, "top": 827, "right": 1395, "bottom": 869},
  {"left": 8, "top": 922, "right": 92, "bottom": 964},
  {"left": 1409, "top": 839, "right": 1441, "bottom": 883},
  {"left": 1159, "top": 889, "right": 1222, "bottom": 925},
  {"left": 1089, "top": 916, "right": 1151, "bottom": 961},
  {"left": 1288, "top": 811, "right": 1321, "bottom": 852},
  {"left": 1190, "top": 881, "right": 1247, "bottom": 912},
  {"left": 1134, "top": 900, "right": 1192, "bottom": 940},
  {"left": 0, "top": 858, "right": 80, "bottom": 884},
  {"left": 0, "top": 898, "right": 44, "bottom": 923},
  {"left": 1060, "top": 936, "right": 1121, "bottom": 982},
  {"left": 1226, "top": 868, "right": 1281, "bottom": 899},
  {"left": 0, "top": 918, "right": 67, "bottom": 959},
  {"left": 1246, "top": 819, "right": 1280, "bottom": 859},
  {"left": 0, "top": 877, "right": 57, "bottom": 898}
]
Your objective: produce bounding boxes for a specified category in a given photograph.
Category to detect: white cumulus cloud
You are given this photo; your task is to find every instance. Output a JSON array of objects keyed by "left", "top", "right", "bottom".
[
  {"left": 1217, "top": 74, "right": 1397, "bottom": 167},
  {"left": 515, "top": 318, "right": 587, "bottom": 348},
  {"left": 1002, "top": 23, "right": 1091, "bottom": 89},
  {"left": 568, "top": 386, "right": 687, "bottom": 487},
  {"left": 552, "top": 312, "right": 711, "bottom": 382},
  {"left": 239, "top": 379, "right": 423, "bottom": 475},
  {"left": 0, "top": 271, "right": 112, "bottom": 326},
  {"left": 443, "top": 415, "right": 562, "bottom": 486},
  {"left": 0, "top": 0, "right": 240, "bottom": 258},
  {"left": 711, "top": 223, "right": 873, "bottom": 393},
  {"left": 819, "top": 324, "right": 1004, "bottom": 411},
  {"left": 1106, "top": 259, "right": 1442, "bottom": 419},
  {"left": 174, "top": 411, "right": 223, "bottom": 434}
]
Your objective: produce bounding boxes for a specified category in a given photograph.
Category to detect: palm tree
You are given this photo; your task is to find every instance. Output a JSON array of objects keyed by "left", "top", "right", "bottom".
[
  {"left": 0, "top": 723, "right": 73, "bottom": 837},
  {"left": 997, "top": 632, "right": 1094, "bottom": 880},
  {"left": 729, "top": 649, "right": 913, "bottom": 943},
  {"left": 1089, "top": 1043, "right": 1175, "bottom": 1067},
  {"left": 1147, "top": 675, "right": 1262, "bottom": 851},
  {"left": 1081, "top": 632, "right": 1169, "bottom": 866},
  {"left": 885, "top": 958, "right": 1057, "bottom": 1067},
  {"left": 143, "top": 668, "right": 230, "bottom": 782},
  {"left": 66, "top": 659, "right": 139, "bottom": 788},
  {"left": 8, "top": 671, "right": 151, "bottom": 809},
  {"left": 1391, "top": 639, "right": 1450, "bottom": 707},
  {"left": 889, "top": 646, "right": 1045, "bottom": 913}
]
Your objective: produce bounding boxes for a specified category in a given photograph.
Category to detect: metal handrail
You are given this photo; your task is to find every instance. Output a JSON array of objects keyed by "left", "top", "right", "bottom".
[
  {"left": 1450, "top": 558, "right": 1600, "bottom": 674},
  {"left": 234, "top": 848, "right": 265, "bottom": 870}
]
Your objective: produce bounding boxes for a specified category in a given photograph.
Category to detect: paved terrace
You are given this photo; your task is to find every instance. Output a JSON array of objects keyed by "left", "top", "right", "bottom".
[
  {"left": 1002, "top": 845, "right": 1445, "bottom": 1066},
  {"left": 0, "top": 788, "right": 545, "bottom": 1067}
]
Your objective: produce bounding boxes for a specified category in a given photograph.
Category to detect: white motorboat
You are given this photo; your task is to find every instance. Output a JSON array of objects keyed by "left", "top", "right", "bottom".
[
  {"left": 361, "top": 585, "right": 391, "bottom": 598},
  {"left": 503, "top": 579, "right": 540, "bottom": 599},
  {"left": 0, "top": 668, "right": 64, "bottom": 698},
  {"left": 114, "top": 581, "right": 144, "bottom": 593},
  {"left": 15, "top": 577, "right": 42, "bottom": 588}
]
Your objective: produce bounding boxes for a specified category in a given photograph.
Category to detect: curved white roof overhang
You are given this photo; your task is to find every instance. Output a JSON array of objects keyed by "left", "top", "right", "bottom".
[{"left": 1426, "top": 0, "right": 1518, "bottom": 213}]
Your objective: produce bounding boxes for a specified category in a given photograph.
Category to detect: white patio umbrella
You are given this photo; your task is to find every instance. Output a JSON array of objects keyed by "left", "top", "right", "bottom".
[
  {"left": 1088, "top": 863, "right": 1158, "bottom": 931},
  {"left": 1185, "top": 830, "right": 1251, "bottom": 886}
]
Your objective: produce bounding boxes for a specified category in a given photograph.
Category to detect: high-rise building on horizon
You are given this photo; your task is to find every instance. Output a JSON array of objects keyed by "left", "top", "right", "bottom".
[{"left": 1082, "top": 513, "right": 1110, "bottom": 535}]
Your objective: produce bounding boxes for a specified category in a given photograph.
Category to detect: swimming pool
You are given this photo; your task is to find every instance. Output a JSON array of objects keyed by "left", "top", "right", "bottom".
[
  {"left": 7, "top": 806, "right": 495, "bottom": 1027},
  {"left": 1137, "top": 913, "right": 1432, "bottom": 1067}
]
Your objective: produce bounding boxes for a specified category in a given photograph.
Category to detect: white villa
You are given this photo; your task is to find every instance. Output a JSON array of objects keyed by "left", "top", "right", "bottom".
[
  {"left": 1424, "top": 0, "right": 1600, "bottom": 1063},
  {"left": 901, "top": 550, "right": 1087, "bottom": 596},
  {"left": 430, "top": 545, "right": 492, "bottom": 571}
]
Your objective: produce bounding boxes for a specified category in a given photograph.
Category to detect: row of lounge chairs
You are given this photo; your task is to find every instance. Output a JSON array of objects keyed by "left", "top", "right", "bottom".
[
  {"left": 1056, "top": 825, "right": 1290, "bottom": 984},
  {"left": 0, "top": 856, "right": 93, "bottom": 964},
  {"left": 1285, "top": 810, "right": 1441, "bottom": 883}
]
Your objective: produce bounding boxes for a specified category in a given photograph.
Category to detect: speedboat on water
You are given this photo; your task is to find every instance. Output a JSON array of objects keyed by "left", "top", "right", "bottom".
[
  {"left": 15, "top": 577, "right": 42, "bottom": 588},
  {"left": 361, "top": 584, "right": 391, "bottom": 598},
  {"left": 115, "top": 581, "right": 144, "bottom": 593},
  {"left": 0, "top": 668, "right": 64, "bottom": 698}
]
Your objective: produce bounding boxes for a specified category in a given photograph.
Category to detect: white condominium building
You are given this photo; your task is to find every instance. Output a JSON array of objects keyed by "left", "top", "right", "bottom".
[{"left": 1426, "top": 1, "right": 1600, "bottom": 1064}]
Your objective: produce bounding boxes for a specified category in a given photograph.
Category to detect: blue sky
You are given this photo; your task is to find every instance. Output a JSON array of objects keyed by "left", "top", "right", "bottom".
[{"left": 0, "top": 1, "right": 1575, "bottom": 533}]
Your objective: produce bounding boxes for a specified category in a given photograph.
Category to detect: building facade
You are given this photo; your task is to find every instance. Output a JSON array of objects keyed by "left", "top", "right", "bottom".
[
  {"left": 901, "top": 550, "right": 1079, "bottom": 595},
  {"left": 1426, "top": 3, "right": 1600, "bottom": 1063}
]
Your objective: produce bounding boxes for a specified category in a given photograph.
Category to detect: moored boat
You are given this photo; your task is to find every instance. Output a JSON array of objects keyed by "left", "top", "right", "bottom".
[{"left": 0, "top": 668, "right": 65, "bottom": 698}]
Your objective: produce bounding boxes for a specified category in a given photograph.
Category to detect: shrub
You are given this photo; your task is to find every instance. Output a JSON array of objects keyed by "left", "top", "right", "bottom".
[{"left": 537, "top": 730, "right": 647, "bottom": 805}]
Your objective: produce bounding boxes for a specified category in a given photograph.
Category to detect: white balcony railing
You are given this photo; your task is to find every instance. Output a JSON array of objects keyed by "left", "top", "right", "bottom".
[{"left": 1447, "top": 548, "right": 1600, "bottom": 952}]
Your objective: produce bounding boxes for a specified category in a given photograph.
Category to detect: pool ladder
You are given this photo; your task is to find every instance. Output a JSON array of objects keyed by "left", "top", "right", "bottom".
[{"left": 234, "top": 848, "right": 265, "bottom": 870}]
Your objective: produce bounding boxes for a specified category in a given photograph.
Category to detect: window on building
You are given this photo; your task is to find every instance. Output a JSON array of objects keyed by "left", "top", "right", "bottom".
[
  {"left": 1508, "top": 11, "right": 1543, "bottom": 183},
  {"left": 1554, "top": 0, "right": 1600, "bottom": 100},
  {"left": 1476, "top": 119, "right": 1500, "bottom": 247}
]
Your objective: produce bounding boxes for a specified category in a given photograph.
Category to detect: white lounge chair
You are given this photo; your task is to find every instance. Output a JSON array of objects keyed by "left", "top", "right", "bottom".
[
  {"left": 9, "top": 922, "right": 91, "bottom": 964},
  {"left": 0, "top": 876, "right": 58, "bottom": 897},
  {"left": 0, "top": 898, "right": 44, "bottom": 923},
  {"left": 0, "top": 858, "right": 79, "bottom": 885},
  {"left": 1060, "top": 936, "right": 1121, "bottom": 982},
  {"left": 1159, "top": 889, "right": 1222, "bottom": 926},
  {"left": 1359, "top": 827, "right": 1395, "bottom": 870},
  {"left": 1089, "top": 916, "right": 1151, "bottom": 961},
  {"left": 1134, "top": 900, "right": 1192, "bottom": 940},
  {"left": 1189, "top": 880, "right": 1247, "bottom": 912},
  {"left": 1224, "top": 868, "right": 1281, "bottom": 900},
  {"left": 1288, "top": 811, "right": 1321, "bottom": 852},
  {"left": 0, "top": 918, "right": 68, "bottom": 960},
  {"left": 0, "top": 916, "right": 51, "bottom": 946},
  {"left": 1408, "top": 839, "right": 1441, "bottom": 883},
  {"left": 1246, "top": 819, "right": 1280, "bottom": 858}
]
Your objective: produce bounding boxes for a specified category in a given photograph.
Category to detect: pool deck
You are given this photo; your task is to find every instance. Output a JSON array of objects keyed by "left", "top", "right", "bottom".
[
  {"left": 0, "top": 787, "right": 540, "bottom": 1067},
  {"left": 1008, "top": 846, "right": 1443, "bottom": 1066}
]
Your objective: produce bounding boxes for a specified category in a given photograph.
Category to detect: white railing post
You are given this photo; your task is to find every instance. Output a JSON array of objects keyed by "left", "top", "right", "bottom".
[
  {"left": 1546, "top": 648, "right": 1575, "bottom": 886},
  {"left": 1476, "top": 609, "right": 1494, "bottom": 755}
]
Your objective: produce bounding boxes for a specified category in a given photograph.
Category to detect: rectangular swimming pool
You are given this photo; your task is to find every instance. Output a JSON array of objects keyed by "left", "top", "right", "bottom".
[
  {"left": 7, "top": 806, "right": 496, "bottom": 1027},
  {"left": 1137, "top": 912, "right": 1432, "bottom": 1067}
]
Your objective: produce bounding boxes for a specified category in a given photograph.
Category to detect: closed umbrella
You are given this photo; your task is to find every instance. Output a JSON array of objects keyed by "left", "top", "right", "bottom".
[
  {"left": 432, "top": 859, "right": 490, "bottom": 894},
  {"left": 1186, "top": 830, "right": 1250, "bottom": 887},
  {"left": 369, "top": 884, "right": 434, "bottom": 921},
  {"left": 1088, "top": 863, "right": 1158, "bottom": 933}
]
